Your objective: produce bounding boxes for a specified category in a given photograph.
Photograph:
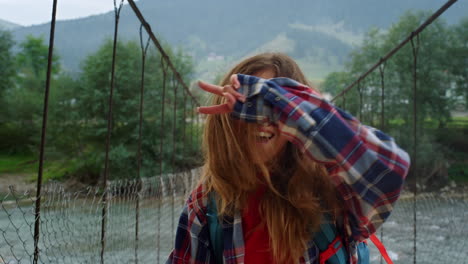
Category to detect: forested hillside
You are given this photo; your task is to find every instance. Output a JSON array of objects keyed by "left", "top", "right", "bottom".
[
  {"left": 0, "top": 19, "right": 22, "bottom": 30},
  {"left": 1, "top": 1, "right": 467, "bottom": 187},
  {"left": 8, "top": 0, "right": 468, "bottom": 79},
  {"left": 321, "top": 12, "right": 468, "bottom": 188}
]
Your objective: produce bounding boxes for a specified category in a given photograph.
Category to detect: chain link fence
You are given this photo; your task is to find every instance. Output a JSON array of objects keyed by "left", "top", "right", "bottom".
[
  {"left": 0, "top": 168, "right": 200, "bottom": 264},
  {"left": 1, "top": 176, "right": 467, "bottom": 263}
]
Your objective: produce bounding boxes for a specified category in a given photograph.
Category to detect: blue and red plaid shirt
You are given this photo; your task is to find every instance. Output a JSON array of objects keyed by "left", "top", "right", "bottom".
[{"left": 167, "top": 75, "right": 410, "bottom": 264}]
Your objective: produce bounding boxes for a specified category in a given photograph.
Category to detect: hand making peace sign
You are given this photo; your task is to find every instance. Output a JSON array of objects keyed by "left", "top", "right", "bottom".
[{"left": 197, "top": 74, "right": 246, "bottom": 115}]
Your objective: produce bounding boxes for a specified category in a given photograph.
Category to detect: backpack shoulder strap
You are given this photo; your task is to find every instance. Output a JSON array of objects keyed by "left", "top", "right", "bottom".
[
  {"left": 313, "top": 215, "right": 394, "bottom": 264},
  {"left": 369, "top": 234, "right": 393, "bottom": 264},
  {"left": 206, "top": 192, "right": 223, "bottom": 264},
  {"left": 313, "top": 215, "right": 348, "bottom": 264}
]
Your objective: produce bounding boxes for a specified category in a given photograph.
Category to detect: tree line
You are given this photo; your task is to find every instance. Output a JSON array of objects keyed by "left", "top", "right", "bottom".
[
  {"left": 321, "top": 11, "right": 468, "bottom": 188},
  {"left": 0, "top": 31, "right": 201, "bottom": 183},
  {"left": 1, "top": 11, "right": 466, "bottom": 188}
]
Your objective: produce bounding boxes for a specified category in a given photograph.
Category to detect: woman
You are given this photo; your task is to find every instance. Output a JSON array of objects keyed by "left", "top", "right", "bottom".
[{"left": 167, "top": 53, "right": 410, "bottom": 263}]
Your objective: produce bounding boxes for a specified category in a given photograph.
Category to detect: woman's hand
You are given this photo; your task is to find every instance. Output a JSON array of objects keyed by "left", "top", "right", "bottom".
[{"left": 197, "top": 74, "right": 246, "bottom": 115}]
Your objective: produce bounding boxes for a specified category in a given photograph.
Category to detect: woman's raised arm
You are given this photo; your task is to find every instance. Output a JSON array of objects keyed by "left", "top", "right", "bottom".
[{"left": 198, "top": 74, "right": 410, "bottom": 242}]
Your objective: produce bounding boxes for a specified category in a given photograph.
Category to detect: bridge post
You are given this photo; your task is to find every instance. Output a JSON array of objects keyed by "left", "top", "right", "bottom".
[
  {"left": 410, "top": 33, "right": 420, "bottom": 264},
  {"left": 100, "top": 1, "right": 125, "bottom": 263},
  {"left": 33, "top": 0, "right": 58, "bottom": 263},
  {"left": 134, "top": 24, "right": 151, "bottom": 264}
]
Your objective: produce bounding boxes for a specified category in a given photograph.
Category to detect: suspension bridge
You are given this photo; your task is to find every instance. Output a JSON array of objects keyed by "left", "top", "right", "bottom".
[{"left": 1, "top": 0, "right": 467, "bottom": 263}]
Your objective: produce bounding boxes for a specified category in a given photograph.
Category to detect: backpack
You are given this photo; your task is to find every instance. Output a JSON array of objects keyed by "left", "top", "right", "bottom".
[{"left": 207, "top": 193, "right": 393, "bottom": 264}]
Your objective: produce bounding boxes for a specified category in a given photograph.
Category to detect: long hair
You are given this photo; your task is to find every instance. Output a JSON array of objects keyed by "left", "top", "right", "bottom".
[{"left": 201, "top": 53, "right": 342, "bottom": 262}]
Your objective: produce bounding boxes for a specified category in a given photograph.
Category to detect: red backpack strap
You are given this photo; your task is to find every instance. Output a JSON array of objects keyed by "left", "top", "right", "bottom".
[
  {"left": 319, "top": 236, "right": 343, "bottom": 264},
  {"left": 369, "top": 234, "right": 393, "bottom": 264}
]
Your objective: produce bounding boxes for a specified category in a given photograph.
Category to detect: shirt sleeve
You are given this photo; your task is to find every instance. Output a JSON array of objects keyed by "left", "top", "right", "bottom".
[
  {"left": 166, "top": 185, "right": 213, "bottom": 264},
  {"left": 232, "top": 74, "right": 411, "bottom": 242}
]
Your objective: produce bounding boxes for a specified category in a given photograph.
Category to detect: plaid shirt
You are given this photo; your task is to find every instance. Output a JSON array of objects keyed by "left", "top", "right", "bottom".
[{"left": 167, "top": 75, "right": 410, "bottom": 264}]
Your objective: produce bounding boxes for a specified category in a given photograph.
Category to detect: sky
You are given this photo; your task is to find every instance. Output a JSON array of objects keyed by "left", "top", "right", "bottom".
[{"left": 0, "top": 0, "right": 122, "bottom": 26}]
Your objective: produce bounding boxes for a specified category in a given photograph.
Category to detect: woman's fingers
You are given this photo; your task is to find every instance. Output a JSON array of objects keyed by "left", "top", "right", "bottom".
[
  {"left": 223, "top": 86, "right": 245, "bottom": 102},
  {"left": 223, "top": 92, "right": 236, "bottom": 107},
  {"left": 197, "top": 75, "right": 245, "bottom": 115},
  {"left": 230, "top": 74, "right": 240, "bottom": 89},
  {"left": 198, "top": 80, "right": 245, "bottom": 102},
  {"left": 198, "top": 80, "right": 224, "bottom": 96},
  {"left": 197, "top": 92, "right": 236, "bottom": 115}
]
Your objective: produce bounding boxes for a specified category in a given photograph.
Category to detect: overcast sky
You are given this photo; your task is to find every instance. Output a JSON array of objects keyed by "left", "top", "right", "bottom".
[{"left": 0, "top": 0, "right": 120, "bottom": 26}]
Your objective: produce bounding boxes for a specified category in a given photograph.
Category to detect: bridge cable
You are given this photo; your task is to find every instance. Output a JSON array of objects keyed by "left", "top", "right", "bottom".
[
  {"left": 410, "top": 33, "right": 420, "bottom": 264},
  {"left": 33, "top": 0, "right": 58, "bottom": 263},
  {"left": 134, "top": 23, "right": 151, "bottom": 264},
  {"left": 127, "top": 0, "right": 199, "bottom": 107},
  {"left": 331, "top": 0, "right": 458, "bottom": 102},
  {"left": 100, "top": 1, "right": 124, "bottom": 263},
  {"left": 378, "top": 61, "right": 386, "bottom": 264}
]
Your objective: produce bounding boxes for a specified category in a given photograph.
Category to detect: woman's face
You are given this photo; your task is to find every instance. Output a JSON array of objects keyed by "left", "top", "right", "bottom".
[{"left": 252, "top": 69, "right": 289, "bottom": 163}]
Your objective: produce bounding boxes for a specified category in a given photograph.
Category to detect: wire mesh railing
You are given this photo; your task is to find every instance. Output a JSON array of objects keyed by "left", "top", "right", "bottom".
[
  {"left": 367, "top": 193, "right": 468, "bottom": 263},
  {"left": 0, "top": 168, "right": 201, "bottom": 264},
  {"left": 1, "top": 183, "right": 467, "bottom": 263}
]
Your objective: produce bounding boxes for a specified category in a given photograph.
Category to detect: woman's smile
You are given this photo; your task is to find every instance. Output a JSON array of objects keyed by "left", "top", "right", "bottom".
[
  {"left": 256, "top": 130, "right": 275, "bottom": 143},
  {"left": 255, "top": 124, "right": 287, "bottom": 162}
]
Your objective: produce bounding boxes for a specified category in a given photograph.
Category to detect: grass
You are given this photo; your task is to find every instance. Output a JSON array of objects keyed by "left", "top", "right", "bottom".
[
  {"left": 447, "top": 116, "right": 468, "bottom": 128},
  {"left": 441, "top": 116, "right": 468, "bottom": 183},
  {"left": 0, "top": 154, "right": 37, "bottom": 174},
  {"left": 448, "top": 162, "right": 468, "bottom": 183},
  {"left": 36, "top": 159, "right": 80, "bottom": 182},
  {"left": 423, "top": 116, "right": 468, "bottom": 129},
  {"left": 388, "top": 118, "right": 406, "bottom": 126},
  {"left": 0, "top": 153, "right": 79, "bottom": 183}
]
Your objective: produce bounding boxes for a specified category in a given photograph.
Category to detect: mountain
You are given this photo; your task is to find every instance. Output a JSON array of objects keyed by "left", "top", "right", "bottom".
[
  {"left": 0, "top": 19, "right": 22, "bottom": 30},
  {"left": 10, "top": 0, "right": 468, "bottom": 80}
]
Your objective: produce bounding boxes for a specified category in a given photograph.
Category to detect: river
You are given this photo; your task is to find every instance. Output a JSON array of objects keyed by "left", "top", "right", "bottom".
[{"left": 0, "top": 193, "right": 466, "bottom": 263}]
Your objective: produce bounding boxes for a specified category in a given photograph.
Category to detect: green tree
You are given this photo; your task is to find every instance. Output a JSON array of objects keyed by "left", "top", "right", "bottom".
[
  {"left": 345, "top": 27, "right": 386, "bottom": 126},
  {"left": 0, "top": 29, "right": 15, "bottom": 100},
  {"left": 382, "top": 11, "right": 452, "bottom": 128},
  {"left": 447, "top": 17, "right": 468, "bottom": 107},
  {"left": 0, "top": 29, "right": 16, "bottom": 150},
  {"left": 334, "top": 11, "right": 453, "bottom": 129},
  {"left": 323, "top": 11, "right": 458, "bottom": 187},
  {"left": 0, "top": 30, "right": 15, "bottom": 150},
  {"left": 320, "top": 71, "right": 353, "bottom": 96},
  {"left": 2, "top": 35, "right": 61, "bottom": 153},
  {"left": 70, "top": 39, "right": 199, "bottom": 181},
  {"left": 16, "top": 35, "right": 60, "bottom": 80}
]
